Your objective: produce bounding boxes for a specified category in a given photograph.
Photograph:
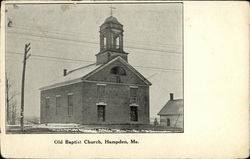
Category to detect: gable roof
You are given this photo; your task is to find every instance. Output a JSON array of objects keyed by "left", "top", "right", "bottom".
[
  {"left": 40, "top": 56, "right": 151, "bottom": 91},
  {"left": 83, "top": 56, "right": 152, "bottom": 85},
  {"left": 39, "top": 63, "right": 101, "bottom": 90},
  {"left": 158, "top": 99, "right": 184, "bottom": 115}
]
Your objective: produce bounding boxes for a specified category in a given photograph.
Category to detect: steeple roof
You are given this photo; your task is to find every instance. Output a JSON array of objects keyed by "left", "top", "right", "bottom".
[{"left": 103, "top": 16, "right": 122, "bottom": 25}]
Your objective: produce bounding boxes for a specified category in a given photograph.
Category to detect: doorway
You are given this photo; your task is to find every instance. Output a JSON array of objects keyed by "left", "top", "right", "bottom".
[{"left": 97, "top": 105, "right": 105, "bottom": 122}]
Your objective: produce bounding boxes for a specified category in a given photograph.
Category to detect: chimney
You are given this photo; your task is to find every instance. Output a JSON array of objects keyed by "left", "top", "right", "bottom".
[
  {"left": 170, "top": 93, "right": 174, "bottom": 100},
  {"left": 63, "top": 69, "right": 67, "bottom": 76}
]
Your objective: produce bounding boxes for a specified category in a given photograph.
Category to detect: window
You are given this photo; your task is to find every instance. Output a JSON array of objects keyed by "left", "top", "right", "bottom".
[
  {"left": 130, "top": 106, "right": 138, "bottom": 122},
  {"left": 110, "top": 66, "right": 126, "bottom": 83},
  {"left": 97, "top": 84, "right": 105, "bottom": 102},
  {"left": 167, "top": 118, "right": 171, "bottom": 127},
  {"left": 67, "top": 94, "right": 73, "bottom": 116},
  {"left": 115, "top": 76, "right": 121, "bottom": 83},
  {"left": 110, "top": 66, "right": 126, "bottom": 75},
  {"left": 45, "top": 98, "right": 50, "bottom": 109},
  {"left": 97, "top": 105, "right": 105, "bottom": 122},
  {"left": 130, "top": 87, "right": 138, "bottom": 104},
  {"left": 56, "top": 96, "right": 61, "bottom": 115},
  {"left": 45, "top": 98, "right": 50, "bottom": 120}
]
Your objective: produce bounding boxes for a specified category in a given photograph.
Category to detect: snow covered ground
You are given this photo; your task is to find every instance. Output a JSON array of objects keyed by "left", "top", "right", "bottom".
[
  {"left": 6, "top": 123, "right": 181, "bottom": 133},
  {"left": 37, "top": 123, "right": 80, "bottom": 128}
]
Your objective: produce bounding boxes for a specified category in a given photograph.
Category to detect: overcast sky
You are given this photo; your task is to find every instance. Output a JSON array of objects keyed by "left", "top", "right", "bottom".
[{"left": 5, "top": 3, "right": 183, "bottom": 120}]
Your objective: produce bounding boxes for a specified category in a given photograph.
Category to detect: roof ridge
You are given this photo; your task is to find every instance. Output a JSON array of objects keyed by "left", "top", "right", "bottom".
[
  {"left": 158, "top": 99, "right": 184, "bottom": 115},
  {"left": 81, "top": 57, "right": 121, "bottom": 79},
  {"left": 67, "top": 63, "right": 96, "bottom": 75},
  {"left": 164, "top": 99, "right": 183, "bottom": 105},
  {"left": 117, "top": 57, "right": 152, "bottom": 85}
]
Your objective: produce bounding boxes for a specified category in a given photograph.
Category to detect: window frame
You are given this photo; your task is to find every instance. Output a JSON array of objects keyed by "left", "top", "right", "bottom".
[
  {"left": 45, "top": 97, "right": 50, "bottom": 121},
  {"left": 67, "top": 93, "right": 73, "bottom": 116},
  {"left": 129, "top": 86, "right": 138, "bottom": 104},
  {"left": 97, "top": 84, "right": 106, "bottom": 102},
  {"left": 45, "top": 97, "right": 50, "bottom": 109},
  {"left": 55, "top": 95, "right": 61, "bottom": 115}
]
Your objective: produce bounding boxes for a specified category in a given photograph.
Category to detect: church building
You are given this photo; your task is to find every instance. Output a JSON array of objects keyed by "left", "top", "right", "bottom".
[{"left": 40, "top": 15, "right": 152, "bottom": 125}]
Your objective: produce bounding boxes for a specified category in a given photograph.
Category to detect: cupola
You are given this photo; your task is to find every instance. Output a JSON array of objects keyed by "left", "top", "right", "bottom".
[{"left": 96, "top": 15, "right": 128, "bottom": 65}]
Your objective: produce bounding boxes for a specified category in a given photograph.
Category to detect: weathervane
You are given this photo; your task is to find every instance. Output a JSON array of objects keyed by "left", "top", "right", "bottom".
[{"left": 110, "top": 5, "right": 116, "bottom": 16}]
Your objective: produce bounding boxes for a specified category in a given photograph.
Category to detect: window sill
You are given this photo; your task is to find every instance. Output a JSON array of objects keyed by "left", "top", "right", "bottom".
[
  {"left": 129, "top": 103, "right": 139, "bottom": 107},
  {"left": 96, "top": 102, "right": 107, "bottom": 105}
]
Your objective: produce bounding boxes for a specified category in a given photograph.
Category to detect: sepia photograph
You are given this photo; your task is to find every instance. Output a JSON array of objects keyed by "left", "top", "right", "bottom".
[
  {"left": 1, "top": 1, "right": 249, "bottom": 159},
  {"left": 4, "top": 2, "right": 183, "bottom": 134}
]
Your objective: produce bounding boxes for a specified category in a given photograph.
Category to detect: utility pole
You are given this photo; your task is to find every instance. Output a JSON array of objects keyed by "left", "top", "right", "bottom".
[{"left": 20, "top": 43, "right": 31, "bottom": 132}]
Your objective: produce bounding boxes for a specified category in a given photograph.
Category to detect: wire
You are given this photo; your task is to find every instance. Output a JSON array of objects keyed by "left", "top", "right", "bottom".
[
  {"left": 7, "top": 55, "right": 89, "bottom": 64},
  {"left": 134, "top": 65, "right": 182, "bottom": 72},
  {"left": 6, "top": 34, "right": 99, "bottom": 52},
  {"left": 10, "top": 24, "right": 181, "bottom": 49},
  {"left": 8, "top": 34, "right": 180, "bottom": 58},
  {"left": 7, "top": 31, "right": 98, "bottom": 45},
  {"left": 7, "top": 51, "right": 182, "bottom": 72},
  {"left": 7, "top": 51, "right": 94, "bottom": 63},
  {"left": 7, "top": 30, "right": 182, "bottom": 55}
]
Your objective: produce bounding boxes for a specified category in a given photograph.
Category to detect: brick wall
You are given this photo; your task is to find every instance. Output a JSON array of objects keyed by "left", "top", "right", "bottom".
[
  {"left": 40, "top": 82, "right": 83, "bottom": 124},
  {"left": 81, "top": 82, "right": 149, "bottom": 125},
  {"left": 41, "top": 81, "right": 149, "bottom": 125}
]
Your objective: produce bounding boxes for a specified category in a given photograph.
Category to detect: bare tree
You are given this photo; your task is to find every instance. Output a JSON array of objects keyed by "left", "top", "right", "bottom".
[
  {"left": 6, "top": 75, "right": 19, "bottom": 125},
  {"left": 154, "top": 117, "right": 159, "bottom": 126},
  {"left": 6, "top": 75, "right": 10, "bottom": 125}
]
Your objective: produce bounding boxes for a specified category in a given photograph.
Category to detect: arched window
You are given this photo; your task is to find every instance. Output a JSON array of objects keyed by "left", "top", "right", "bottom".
[
  {"left": 110, "top": 66, "right": 126, "bottom": 83},
  {"left": 167, "top": 118, "right": 171, "bottom": 127},
  {"left": 110, "top": 66, "right": 126, "bottom": 75}
]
